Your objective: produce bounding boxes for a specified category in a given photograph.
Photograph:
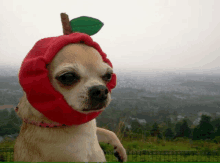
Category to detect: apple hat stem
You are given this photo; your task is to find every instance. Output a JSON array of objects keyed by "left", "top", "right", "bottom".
[
  {"left": 60, "top": 13, "right": 72, "bottom": 35},
  {"left": 61, "top": 13, "right": 104, "bottom": 36}
]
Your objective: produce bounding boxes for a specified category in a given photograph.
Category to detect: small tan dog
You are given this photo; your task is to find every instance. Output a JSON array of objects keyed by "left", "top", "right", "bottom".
[{"left": 14, "top": 43, "right": 127, "bottom": 162}]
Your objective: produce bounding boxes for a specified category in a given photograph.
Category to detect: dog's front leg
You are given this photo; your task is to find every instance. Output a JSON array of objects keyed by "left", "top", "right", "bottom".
[{"left": 97, "top": 127, "right": 127, "bottom": 162}]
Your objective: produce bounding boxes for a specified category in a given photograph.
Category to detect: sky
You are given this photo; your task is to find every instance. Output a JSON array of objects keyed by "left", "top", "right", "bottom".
[{"left": 1, "top": 0, "right": 220, "bottom": 75}]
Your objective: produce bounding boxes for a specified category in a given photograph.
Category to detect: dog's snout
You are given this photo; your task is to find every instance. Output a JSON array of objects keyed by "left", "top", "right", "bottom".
[{"left": 89, "top": 85, "right": 108, "bottom": 102}]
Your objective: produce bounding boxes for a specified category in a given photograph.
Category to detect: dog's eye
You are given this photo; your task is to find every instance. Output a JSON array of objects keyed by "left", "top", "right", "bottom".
[
  {"left": 56, "top": 73, "right": 79, "bottom": 86},
  {"left": 103, "top": 73, "right": 112, "bottom": 81}
]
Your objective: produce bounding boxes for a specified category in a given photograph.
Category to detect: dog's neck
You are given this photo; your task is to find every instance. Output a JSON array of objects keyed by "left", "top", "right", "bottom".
[{"left": 15, "top": 106, "right": 67, "bottom": 128}]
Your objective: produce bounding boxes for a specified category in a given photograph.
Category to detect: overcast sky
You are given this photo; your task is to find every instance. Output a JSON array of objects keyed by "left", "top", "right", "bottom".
[{"left": 1, "top": 0, "right": 220, "bottom": 75}]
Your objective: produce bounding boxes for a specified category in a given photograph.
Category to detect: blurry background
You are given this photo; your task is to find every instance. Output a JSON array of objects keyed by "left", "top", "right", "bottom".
[{"left": 1, "top": 0, "right": 220, "bottom": 150}]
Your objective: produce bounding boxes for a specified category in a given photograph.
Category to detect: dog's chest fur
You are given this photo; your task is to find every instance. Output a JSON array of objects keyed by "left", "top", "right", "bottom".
[{"left": 14, "top": 119, "right": 106, "bottom": 162}]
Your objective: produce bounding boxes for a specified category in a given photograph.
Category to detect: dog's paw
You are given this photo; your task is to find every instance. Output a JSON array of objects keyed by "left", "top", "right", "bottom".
[{"left": 113, "top": 145, "right": 127, "bottom": 162}]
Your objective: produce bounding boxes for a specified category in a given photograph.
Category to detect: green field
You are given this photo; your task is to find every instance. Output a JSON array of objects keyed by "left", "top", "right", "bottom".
[{"left": 1, "top": 135, "right": 220, "bottom": 162}]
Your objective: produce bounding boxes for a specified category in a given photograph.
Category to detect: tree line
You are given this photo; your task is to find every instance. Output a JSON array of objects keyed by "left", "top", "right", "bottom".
[
  {"left": 96, "top": 106, "right": 220, "bottom": 143},
  {"left": 1, "top": 107, "right": 220, "bottom": 144}
]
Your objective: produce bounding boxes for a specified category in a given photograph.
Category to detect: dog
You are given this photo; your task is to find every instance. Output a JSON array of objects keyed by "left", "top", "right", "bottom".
[{"left": 14, "top": 43, "right": 127, "bottom": 162}]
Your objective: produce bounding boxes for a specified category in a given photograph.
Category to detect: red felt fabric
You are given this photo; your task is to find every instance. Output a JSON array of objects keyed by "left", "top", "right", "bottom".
[{"left": 19, "top": 33, "right": 117, "bottom": 126}]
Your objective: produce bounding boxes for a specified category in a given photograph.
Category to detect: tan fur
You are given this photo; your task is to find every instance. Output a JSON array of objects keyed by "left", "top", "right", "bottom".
[{"left": 14, "top": 43, "right": 127, "bottom": 162}]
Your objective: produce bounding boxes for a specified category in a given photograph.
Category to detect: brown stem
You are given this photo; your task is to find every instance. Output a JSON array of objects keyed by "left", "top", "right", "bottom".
[{"left": 60, "top": 13, "right": 72, "bottom": 35}]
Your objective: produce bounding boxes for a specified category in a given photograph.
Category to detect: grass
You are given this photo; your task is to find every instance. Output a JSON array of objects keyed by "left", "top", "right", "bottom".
[
  {"left": 99, "top": 136, "right": 220, "bottom": 152},
  {"left": 2, "top": 135, "right": 218, "bottom": 151},
  {"left": 100, "top": 119, "right": 220, "bottom": 161},
  {"left": 1, "top": 119, "right": 220, "bottom": 162}
]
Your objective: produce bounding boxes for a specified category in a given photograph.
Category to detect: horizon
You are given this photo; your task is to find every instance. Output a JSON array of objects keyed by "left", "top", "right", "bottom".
[{"left": 0, "top": 64, "right": 220, "bottom": 77}]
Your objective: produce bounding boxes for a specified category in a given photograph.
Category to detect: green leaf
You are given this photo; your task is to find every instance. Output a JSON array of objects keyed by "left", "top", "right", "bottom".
[{"left": 70, "top": 16, "right": 104, "bottom": 36}]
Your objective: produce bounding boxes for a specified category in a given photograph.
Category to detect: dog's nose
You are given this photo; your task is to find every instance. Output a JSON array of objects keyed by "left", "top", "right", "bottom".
[{"left": 89, "top": 85, "right": 108, "bottom": 102}]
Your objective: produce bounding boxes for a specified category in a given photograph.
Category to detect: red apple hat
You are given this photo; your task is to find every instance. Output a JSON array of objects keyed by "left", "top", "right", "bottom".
[{"left": 18, "top": 13, "right": 117, "bottom": 126}]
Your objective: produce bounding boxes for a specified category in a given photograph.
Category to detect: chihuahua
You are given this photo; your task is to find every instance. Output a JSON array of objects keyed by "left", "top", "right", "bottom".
[{"left": 14, "top": 43, "right": 127, "bottom": 162}]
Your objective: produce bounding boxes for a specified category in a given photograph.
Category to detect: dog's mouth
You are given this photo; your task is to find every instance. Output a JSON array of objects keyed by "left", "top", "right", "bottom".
[{"left": 82, "top": 103, "right": 106, "bottom": 112}]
